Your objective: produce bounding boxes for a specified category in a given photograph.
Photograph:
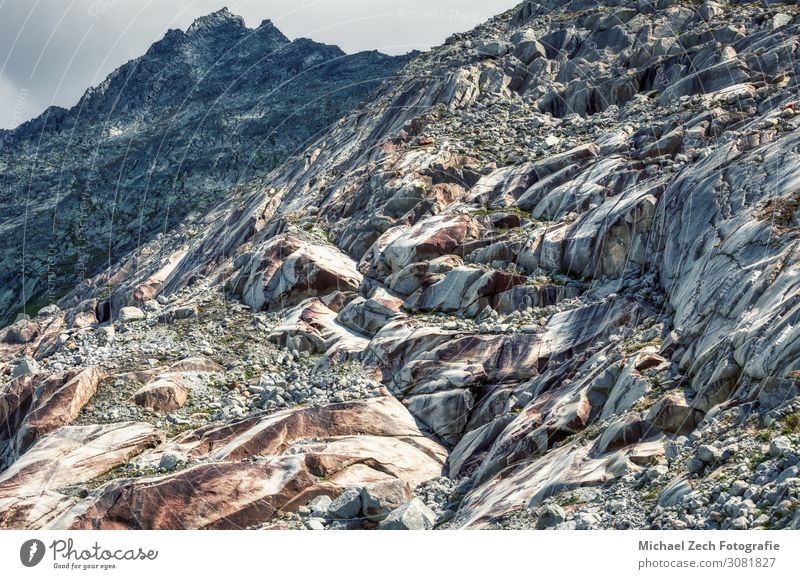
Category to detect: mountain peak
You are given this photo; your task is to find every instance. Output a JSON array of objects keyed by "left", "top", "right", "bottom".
[
  {"left": 258, "top": 18, "right": 277, "bottom": 30},
  {"left": 255, "top": 18, "right": 291, "bottom": 45},
  {"left": 186, "top": 7, "right": 246, "bottom": 36}
]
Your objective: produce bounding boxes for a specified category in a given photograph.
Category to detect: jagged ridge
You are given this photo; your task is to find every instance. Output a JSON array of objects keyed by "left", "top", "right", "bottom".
[{"left": 0, "top": 9, "right": 413, "bottom": 324}]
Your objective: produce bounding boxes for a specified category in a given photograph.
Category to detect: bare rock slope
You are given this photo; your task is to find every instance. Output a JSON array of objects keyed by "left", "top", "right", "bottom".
[
  {"left": 3, "top": 0, "right": 800, "bottom": 530},
  {"left": 0, "top": 9, "right": 412, "bottom": 326}
]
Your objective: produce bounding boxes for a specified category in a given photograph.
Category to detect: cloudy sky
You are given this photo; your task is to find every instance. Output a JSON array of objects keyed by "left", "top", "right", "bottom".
[{"left": 0, "top": 0, "right": 519, "bottom": 129}]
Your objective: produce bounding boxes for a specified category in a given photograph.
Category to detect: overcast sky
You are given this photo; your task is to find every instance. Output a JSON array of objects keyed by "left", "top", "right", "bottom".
[{"left": 0, "top": 0, "right": 519, "bottom": 129}]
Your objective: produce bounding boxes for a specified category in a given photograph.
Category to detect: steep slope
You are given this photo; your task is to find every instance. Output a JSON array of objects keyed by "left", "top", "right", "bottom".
[
  {"left": 0, "top": 8, "right": 413, "bottom": 324},
  {"left": 2, "top": 0, "right": 800, "bottom": 531}
]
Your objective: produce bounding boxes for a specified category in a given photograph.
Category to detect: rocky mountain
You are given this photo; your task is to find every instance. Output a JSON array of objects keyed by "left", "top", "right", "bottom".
[
  {"left": 0, "top": 8, "right": 412, "bottom": 325},
  {"left": 2, "top": 0, "right": 800, "bottom": 531}
]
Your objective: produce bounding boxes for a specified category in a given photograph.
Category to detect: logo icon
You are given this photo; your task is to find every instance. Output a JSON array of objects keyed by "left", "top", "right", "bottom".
[{"left": 20, "top": 539, "right": 46, "bottom": 567}]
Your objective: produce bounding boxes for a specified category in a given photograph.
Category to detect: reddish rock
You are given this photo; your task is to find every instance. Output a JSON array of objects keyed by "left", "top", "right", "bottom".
[
  {"left": 68, "top": 458, "right": 317, "bottom": 530},
  {"left": 374, "top": 213, "right": 483, "bottom": 276},
  {"left": 239, "top": 235, "right": 362, "bottom": 312},
  {"left": 0, "top": 422, "right": 162, "bottom": 530},
  {"left": 132, "top": 377, "right": 189, "bottom": 413},
  {"left": 1, "top": 367, "right": 105, "bottom": 468},
  {"left": 70, "top": 310, "right": 98, "bottom": 329},
  {"left": 2, "top": 319, "right": 39, "bottom": 344},
  {"left": 126, "top": 358, "right": 222, "bottom": 413},
  {"left": 166, "top": 396, "right": 438, "bottom": 461},
  {"left": 0, "top": 316, "right": 65, "bottom": 360},
  {"left": 405, "top": 266, "right": 528, "bottom": 315},
  {"left": 28, "top": 368, "right": 104, "bottom": 433},
  {"left": 361, "top": 479, "right": 413, "bottom": 522},
  {"left": 59, "top": 397, "right": 446, "bottom": 530},
  {"left": 131, "top": 250, "right": 188, "bottom": 304},
  {"left": 336, "top": 289, "right": 405, "bottom": 337},
  {"left": 591, "top": 413, "right": 649, "bottom": 455},
  {"left": 268, "top": 298, "right": 369, "bottom": 357}
]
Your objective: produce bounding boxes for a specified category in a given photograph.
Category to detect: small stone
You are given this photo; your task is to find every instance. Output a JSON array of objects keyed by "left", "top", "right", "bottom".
[
  {"left": 544, "top": 135, "right": 560, "bottom": 148},
  {"left": 646, "top": 465, "right": 668, "bottom": 480},
  {"left": 97, "top": 325, "right": 115, "bottom": 340},
  {"left": 764, "top": 488, "right": 784, "bottom": 505},
  {"left": 118, "top": 307, "right": 146, "bottom": 323},
  {"left": 174, "top": 306, "right": 198, "bottom": 320},
  {"left": 327, "top": 488, "right": 362, "bottom": 519},
  {"left": 687, "top": 456, "right": 706, "bottom": 474},
  {"left": 776, "top": 499, "right": 794, "bottom": 515},
  {"left": 574, "top": 512, "right": 601, "bottom": 530},
  {"left": 477, "top": 39, "right": 511, "bottom": 58},
  {"left": 605, "top": 499, "right": 627, "bottom": 514},
  {"left": 754, "top": 513, "right": 770, "bottom": 527},
  {"left": 697, "top": 444, "right": 722, "bottom": 464},
  {"left": 536, "top": 504, "right": 566, "bottom": 529},
  {"left": 360, "top": 480, "right": 412, "bottom": 522},
  {"left": 698, "top": 0, "right": 724, "bottom": 21},
  {"left": 773, "top": 13, "right": 792, "bottom": 30},
  {"left": 775, "top": 466, "right": 799, "bottom": 486},
  {"left": 327, "top": 519, "right": 363, "bottom": 531},
  {"left": 670, "top": 520, "right": 688, "bottom": 530},
  {"left": 307, "top": 495, "right": 333, "bottom": 517},
  {"left": 378, "top": 499, "right": 436, "bottom": 530},
  {"left": 723, "top": 496, "right": 743, "bottom": 517},
  {"left": 11, "top": 357, "right": 40, "bottom": 378},
  {"left": 730, "top": 480, "right": 749, "bottom": 497},
  {"left": 158, "top": 452, "right": 185, "bottom": 471},
  {"left": 554, "top": 520, "right": 577, "bottom": 530},
  {"left": 770, "top": 436, "right": 792, "bottom": 458},
  {"left": 305, "top": 518, "right": 326, "bottom": 531},
  {"left": 730, "top": 516, "right": 749, "bottom": 530}
]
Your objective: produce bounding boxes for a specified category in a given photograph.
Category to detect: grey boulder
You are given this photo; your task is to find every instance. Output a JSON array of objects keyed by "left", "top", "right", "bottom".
[{"left": 378, "top": 499, "right": 437, "bottom": 530}]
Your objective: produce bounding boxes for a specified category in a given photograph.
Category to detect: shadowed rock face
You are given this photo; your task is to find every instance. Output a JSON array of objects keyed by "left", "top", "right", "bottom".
[
  {"left": 0, "top": 9, "right": 413, "bottom": 325},
  {"left": 3, "top": 0, "right": 800, "bottom": 531}
]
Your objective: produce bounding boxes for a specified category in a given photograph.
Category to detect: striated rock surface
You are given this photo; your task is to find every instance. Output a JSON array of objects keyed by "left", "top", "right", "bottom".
[
  {"left": 54, "top": 397, "right": 446, "bottom": 530},
  {"left": 0, "top": 422, "right": 161, "bottom": 529},
  {"left": 2, "top": 1, "right": 800, "bottom": 531},
  {"left": 1, "top": 367, "right": 105, "bottom": 469}
]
